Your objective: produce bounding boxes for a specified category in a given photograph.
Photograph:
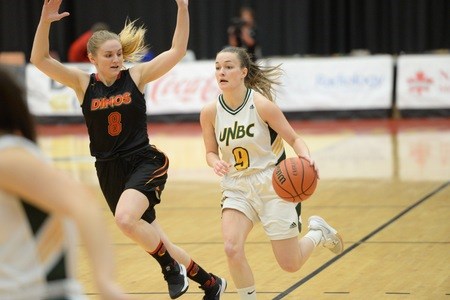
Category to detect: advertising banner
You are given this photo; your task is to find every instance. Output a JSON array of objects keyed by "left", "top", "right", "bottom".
[
  {"left": 26, "top": 55, "right": 394, "bottom": 116},
  {"left": 268, "top": 55, "right": 394, "bottom": 111},
  {"left": 396, "top": 54, "right": 450, "bottom": 109}
]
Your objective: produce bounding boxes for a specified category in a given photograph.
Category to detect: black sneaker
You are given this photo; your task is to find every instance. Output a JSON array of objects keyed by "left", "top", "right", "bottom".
[
  {"left": 201, "top": 274, "right": 227, "bottom": 300},
  {"left": 162, "top": 262, "right": 189, "bottom": 299}
]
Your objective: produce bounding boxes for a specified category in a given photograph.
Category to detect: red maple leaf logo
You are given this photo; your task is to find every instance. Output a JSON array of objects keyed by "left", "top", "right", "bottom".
[{"left": 407, "top": 71, "right": 433, "bottom": 95}]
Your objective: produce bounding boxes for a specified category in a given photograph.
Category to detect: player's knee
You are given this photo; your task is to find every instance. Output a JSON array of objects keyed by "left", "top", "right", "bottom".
[
  {"left": 278, "top": 255, "right": 302, "bottom": 272},
  {"left": 114, "top": 212, "right": 136, "bottom": 235},
  {"left": 223, "top": 239, "right": 243, "bottom": 260},
  {"left": 279, "top": 261, "right": 300, "bottom": 273}
]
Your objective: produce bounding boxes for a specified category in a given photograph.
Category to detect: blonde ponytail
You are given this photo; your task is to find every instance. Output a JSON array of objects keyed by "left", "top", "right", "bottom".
[{"left": 119, "top": 19, "right": 148, "bottom": 63}]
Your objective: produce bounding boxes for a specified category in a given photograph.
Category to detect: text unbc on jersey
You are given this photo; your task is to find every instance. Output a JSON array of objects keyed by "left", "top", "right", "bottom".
[{"left": 219, "top": 121, "right": 255, "bottom": 146}]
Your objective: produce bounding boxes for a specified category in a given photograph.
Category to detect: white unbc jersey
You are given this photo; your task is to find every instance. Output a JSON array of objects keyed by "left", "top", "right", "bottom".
[
  {"left": 215, "top": 90, "right": 300, "bottom": 240},
  {"left": 215, "top": 89, "right": 285, "bottom": 177},
  {"left": 0, "top": 135, "right": 85, "bottom": 300}
]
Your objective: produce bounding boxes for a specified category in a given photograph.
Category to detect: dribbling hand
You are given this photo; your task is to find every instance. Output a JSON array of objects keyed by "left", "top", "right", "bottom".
[{"left": 299, "top": 155, "right": 320, "bottom": 179}]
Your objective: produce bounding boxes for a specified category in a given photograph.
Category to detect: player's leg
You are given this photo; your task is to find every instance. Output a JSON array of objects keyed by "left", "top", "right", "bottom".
[
  {"left": 222, "top": 208, "right": 255, "bottom": 300},
  {"left": 96, "top": 151, "right": 189, "bottom": 299},
  {"left": 152, "top": 220, "right": 227, "bottom": 299},
  {"left": 262, "top": 191, "right": 319, "bottom": 272},
  {"left": 115, "top": 189, "right": 189, "bottom": 299},
  {"left": 269, "top": 213, "right": 343, "bottom": 272},
  {"left": 271, "top": 236, "right": 315, "bottom": 272},
  {"left": 114, "top": 189, "right": 160, "bottom": 247}
]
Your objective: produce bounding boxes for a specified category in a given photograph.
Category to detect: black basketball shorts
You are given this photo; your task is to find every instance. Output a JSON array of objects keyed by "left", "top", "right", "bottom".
[{"left": 94, "top": 144, "right": 169, "bottom": 224}]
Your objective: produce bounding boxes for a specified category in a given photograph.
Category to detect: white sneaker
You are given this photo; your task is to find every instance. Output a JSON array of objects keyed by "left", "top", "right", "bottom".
[{"left": 308, "top": 216, "right": 344, "bottom": 254}]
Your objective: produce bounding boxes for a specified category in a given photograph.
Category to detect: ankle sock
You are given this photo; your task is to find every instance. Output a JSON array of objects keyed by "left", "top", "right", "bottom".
[
  {"left": 304, "top": 229, "right": 323, "bottom": 247},
  {"left": 148, "top": 241, "right": 174, "bottom": 268},
  {"left": 237, "top": 285, "right": 256, "bottom": 299},
  {"left": 186, "top": 260, "right": 215, "bottom": 287}
]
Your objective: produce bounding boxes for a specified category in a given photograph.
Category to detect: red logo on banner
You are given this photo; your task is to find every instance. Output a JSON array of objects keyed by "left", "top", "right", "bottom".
[{"left": 407, "top": 71, "right": 433, "bottom": 95}]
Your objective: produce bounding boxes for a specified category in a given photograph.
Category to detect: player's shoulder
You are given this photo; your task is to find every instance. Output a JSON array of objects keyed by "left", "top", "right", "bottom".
[
  {"left": 200, "top": 99, "right": 218, "bottom": 124},
  {"left": 202, "top": 99, "right": 218, "bottom": 113},
  {"left": 253, "top": 92, "right": 274, "bottom": 109}
]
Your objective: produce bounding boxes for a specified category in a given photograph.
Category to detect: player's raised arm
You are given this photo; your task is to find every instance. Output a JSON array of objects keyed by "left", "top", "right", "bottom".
[
  {"left": 131, "top": 0, "right": 189, "bottom": 89},
  {"left": 30, "top": 0, "right": 87, "bottom": 94}
]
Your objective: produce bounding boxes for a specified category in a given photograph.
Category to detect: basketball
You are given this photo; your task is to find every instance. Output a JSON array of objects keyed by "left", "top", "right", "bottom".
[{"left": 272, "top": 156, "right": 318, "bottom": 203}]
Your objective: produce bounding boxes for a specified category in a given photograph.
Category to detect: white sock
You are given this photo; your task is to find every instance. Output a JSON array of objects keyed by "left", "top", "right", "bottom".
[
  {"left": 237, "top": 285, "right": 257, "bottom": 300},
  {"left": 304, "top": 229, "right": 323, "bottom": 247}
]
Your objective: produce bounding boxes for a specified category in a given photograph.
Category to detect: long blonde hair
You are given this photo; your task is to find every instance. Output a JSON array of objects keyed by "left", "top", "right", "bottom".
[
  {"left": 218, "top": 47, "right": 282, "bottom": 102},
  {"left": 87, "top": 19, "right": 148, "bottom": 63}
]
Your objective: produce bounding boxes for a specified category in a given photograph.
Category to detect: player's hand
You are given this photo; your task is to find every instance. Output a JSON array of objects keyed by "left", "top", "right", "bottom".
[
  {"left": 299, "top": 155, "right": 320, "bottom": 179},
  {"left": 41, "top": 0, "right": 70, "bottom": 23},
  {"left": 213, "top": 160, "right": 231, "bottom": 177}
]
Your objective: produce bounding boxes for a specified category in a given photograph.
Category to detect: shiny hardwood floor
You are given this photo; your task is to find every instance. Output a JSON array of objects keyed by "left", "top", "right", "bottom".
[{"left": 37, "top": 118, "right": 450, "bottom": 300}]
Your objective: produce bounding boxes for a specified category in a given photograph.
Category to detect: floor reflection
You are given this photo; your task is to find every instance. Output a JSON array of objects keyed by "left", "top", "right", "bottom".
[{"left": 37, "top": 119, "right": 450, "bottom": 183}]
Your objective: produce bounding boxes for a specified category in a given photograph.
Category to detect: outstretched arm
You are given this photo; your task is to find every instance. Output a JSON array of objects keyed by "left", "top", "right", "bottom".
[
  {"left": 131, "top": 0, "right": 189, "bottom": 90},
  {"left": 31, "top": 0, "right": 88, "bottom": 98}
]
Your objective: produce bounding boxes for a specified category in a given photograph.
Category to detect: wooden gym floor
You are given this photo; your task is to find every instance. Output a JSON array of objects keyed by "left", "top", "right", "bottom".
[{"left": 37, "top": 117, "right": 450, "bottom": 300}]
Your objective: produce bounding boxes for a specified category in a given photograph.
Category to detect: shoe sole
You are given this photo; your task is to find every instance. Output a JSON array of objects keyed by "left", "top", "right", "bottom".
[
  {"left": 331, "top": 232, "right": 344, "bottom": 254},
  {"left": 170, "top": 264, "right": 189, "bottom": 299}
]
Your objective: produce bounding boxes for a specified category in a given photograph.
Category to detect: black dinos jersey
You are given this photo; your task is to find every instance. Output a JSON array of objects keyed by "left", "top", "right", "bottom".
[{"left": 82, "top": 70, "right": 149, "bottom": 159}]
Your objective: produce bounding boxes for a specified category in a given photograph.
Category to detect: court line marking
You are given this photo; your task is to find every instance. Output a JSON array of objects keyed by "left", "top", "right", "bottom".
[{"left": 273, "top": 180, "right": 449, "bottom": 300}]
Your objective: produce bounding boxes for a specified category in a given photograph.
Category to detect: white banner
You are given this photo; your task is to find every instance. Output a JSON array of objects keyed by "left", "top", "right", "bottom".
[
  {"left": 145, "top": 60, "right": 220, "bottom": 115},
  {"left": 25, "top": 62, "right": 220, "bottom": 116},
  {"left": 396, "top": 54, "right": 450, "bottom": 109},
  {"left": 26, "top": 55, "right": 394, "bottom": 116},
  {"left": 26, "top": 63, "right": 94, "bottom": 115},
  {"left": 268, "top": 55, "right": 394, "bottom": 111}
]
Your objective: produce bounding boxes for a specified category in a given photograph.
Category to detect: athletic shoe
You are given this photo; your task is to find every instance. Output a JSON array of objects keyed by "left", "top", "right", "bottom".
[
  {"left": 162, "top": 262, "right": 189, "bottom": 299},
  {"left": 308, "top": 216, "right": 344, "bottom": 254},
  {"left": 201, "top": 274, "right": 227, "bottom": 300}
]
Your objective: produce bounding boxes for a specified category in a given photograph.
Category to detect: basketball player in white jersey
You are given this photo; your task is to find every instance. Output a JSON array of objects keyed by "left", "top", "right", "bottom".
[
  {"left": 0, "top": 66, "right": 128, "bottom": 299},
  {"left": 200, "top": 47, "right": 344, "bottom": 300}
]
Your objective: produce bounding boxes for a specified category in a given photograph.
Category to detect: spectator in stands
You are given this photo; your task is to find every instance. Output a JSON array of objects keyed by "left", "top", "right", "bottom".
[
  {"left": 68, "top": 22, "right": 109, "bottom": 62},
  {"left": 227, "top": 6, "right": 260, "bottom": 62}
]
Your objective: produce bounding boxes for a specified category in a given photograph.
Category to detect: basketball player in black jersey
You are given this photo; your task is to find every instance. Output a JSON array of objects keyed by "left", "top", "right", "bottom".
[{"left": 31, "top": 0, "right": 226, "bottom": 299}]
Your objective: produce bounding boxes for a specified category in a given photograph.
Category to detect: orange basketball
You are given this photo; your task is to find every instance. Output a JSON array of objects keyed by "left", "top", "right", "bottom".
[{"left": 272, "top": 156, "right": 318, "bottom": 203}]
